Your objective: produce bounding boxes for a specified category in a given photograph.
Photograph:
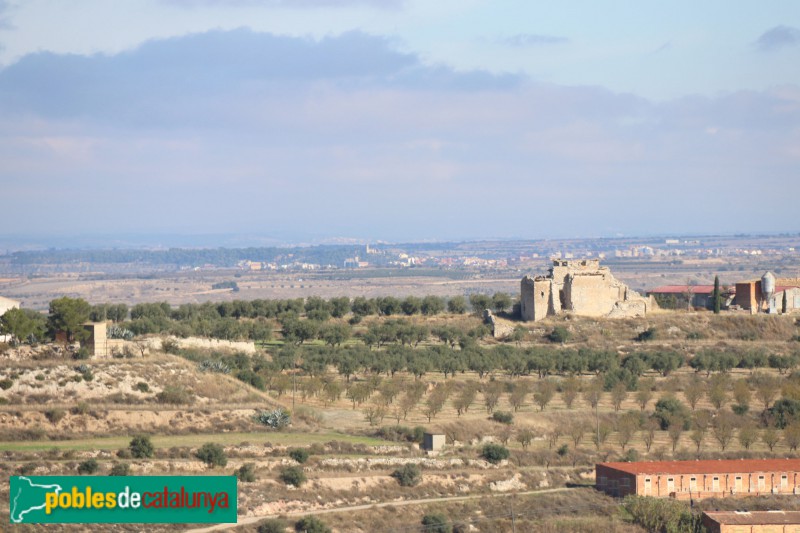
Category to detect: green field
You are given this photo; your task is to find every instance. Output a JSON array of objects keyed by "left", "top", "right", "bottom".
[{"left": 0, "top": 430, "right": 387, "bottom": 452}]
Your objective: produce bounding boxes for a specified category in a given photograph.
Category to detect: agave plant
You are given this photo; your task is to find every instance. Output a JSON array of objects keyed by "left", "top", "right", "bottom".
[
  {"left": 107, "top": 325, "right": 135, "bottom": 340},
  {"left": 254, "top": 408, "right": 291, "bottom": 429},
  {"left": 198, "top": 360, "right": 232, "bottom": 374}
]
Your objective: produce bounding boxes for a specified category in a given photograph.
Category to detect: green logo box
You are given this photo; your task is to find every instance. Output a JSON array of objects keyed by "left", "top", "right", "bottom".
[{"left": 10, "top": 475, "right": 237, "bottom": 524}]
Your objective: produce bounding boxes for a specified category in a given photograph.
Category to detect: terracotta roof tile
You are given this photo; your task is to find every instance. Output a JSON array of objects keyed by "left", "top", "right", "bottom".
[
  {"left": 704, "top": 511, "right": 800, "bottom": 526},
  {"left": 647, "top": 285, "right": 716, "bottom": 294},
  {"left": 598, "top": 458, "right": 800, "bottom": 475}
]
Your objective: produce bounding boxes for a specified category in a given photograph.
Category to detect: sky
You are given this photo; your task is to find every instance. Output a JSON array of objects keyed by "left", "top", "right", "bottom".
[{"left": 0, "top": 1, "right": 799, "bottom": 244}]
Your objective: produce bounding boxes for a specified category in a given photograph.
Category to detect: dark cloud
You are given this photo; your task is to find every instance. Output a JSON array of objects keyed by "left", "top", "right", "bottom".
[
  {"left": 756, "top": 25, "right": 800, "bottom": 51},
  {"left": 0, "top": 29, "right": 521, "bottom": 126},
  {"left": 502, "top": 34, "right": 568, "bottom": 47},
  {"left": 161, "top": 0, "right": 404, "bottom": 8}
]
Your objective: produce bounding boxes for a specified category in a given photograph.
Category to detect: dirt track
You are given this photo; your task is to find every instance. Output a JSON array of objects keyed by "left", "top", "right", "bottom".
[{"left": 185, "top": 486, "right": 575, "bottom": 532}]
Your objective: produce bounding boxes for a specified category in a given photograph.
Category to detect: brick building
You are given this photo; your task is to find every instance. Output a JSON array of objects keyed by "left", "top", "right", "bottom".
[
  {"left": 596, "top": 459, "right": 800, "bottom": 500},
  {"left": 702, "top": 510, "right": 800, "bottom": 533},
  {"left": 735, "top": 277, "right": 800, "bottom": 314}
]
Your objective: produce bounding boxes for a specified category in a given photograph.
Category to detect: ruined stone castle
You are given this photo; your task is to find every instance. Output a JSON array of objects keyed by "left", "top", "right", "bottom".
[{"left": 520, "top": 259, "right": 648, "bottom": 321}]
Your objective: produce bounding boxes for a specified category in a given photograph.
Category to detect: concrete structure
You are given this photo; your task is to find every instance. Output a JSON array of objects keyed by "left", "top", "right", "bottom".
[
  {"left": 422, "top": 433, "right": 445, "bottom": 452},
  {"left": 85, "top": 322, "right": 127, "bottom": 357},
  {"left": 702, "top": 511, "right": 800, "bottom": 533},
  {"left": 83, "top": 322, "right": 110, "bottom": 357},
  {"left": 520, "top": 259, "right": 648, "bottom": 322},
  {"left": 55, "top": 322, "right": 124, "bottom": 357},
  {"left": 596, "top": 459, "right": 800, "bottom": 500}
]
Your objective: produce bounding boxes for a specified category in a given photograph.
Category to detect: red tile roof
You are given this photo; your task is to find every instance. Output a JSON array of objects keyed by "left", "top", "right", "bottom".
[
  {"left": 648, "top": 285, "right": 716, "bottom": 295},
  {"left": 598, "top": 458, "right": 800, "bottom": 475},
  {"left": 777, "top": 285, "right": 800, "bottom": 293},
  {"left": 704, "top": 511, "right": 800, "bottom": 526}
]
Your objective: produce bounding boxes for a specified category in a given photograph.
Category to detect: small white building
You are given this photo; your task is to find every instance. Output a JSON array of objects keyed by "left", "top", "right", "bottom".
[
  {"left": 0, "top": 296, "right": 21, "bottom": 342},
  {"left": 0, "top": 296, "right": 20, "bottom": 317},
  {"left": 422, "top": 433, "right": 446, "bottom": 452}
]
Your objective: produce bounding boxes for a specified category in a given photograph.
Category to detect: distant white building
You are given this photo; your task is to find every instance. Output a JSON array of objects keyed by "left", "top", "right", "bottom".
[
  {"left": 0, "top": 296, "right": 20, "bottom": 317},
  {"left": 0, "top": 296, "right": 21, "bottom": 342}
]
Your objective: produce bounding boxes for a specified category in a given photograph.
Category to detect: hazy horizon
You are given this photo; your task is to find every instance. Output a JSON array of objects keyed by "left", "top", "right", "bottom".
[{"left": 1, "top": 230, "right": 799, "bottom": 253}]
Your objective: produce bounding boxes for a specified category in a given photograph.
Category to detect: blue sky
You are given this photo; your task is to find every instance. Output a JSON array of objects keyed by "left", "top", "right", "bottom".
[{"left": 0, "top": 1, "right": 799, "bottom": 242}]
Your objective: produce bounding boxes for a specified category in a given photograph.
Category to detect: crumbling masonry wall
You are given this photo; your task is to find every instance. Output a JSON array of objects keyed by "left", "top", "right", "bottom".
[{"left": 520, "top": 259, "right": 648, "bottom": 321}]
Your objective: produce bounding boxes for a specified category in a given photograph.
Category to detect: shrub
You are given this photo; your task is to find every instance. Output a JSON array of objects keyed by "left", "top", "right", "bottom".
[
  {"left": 491, "top": 411, "right": 514, "bottom": 425},
  {"left": 767, "top": 398, "right": 800, "bottom": 429},
  {"left": 635, "top": 328, "right": 657, "bottom": 342},
  {"left": 653, "top": 397, "right": 690, "bottom": 430},
  {"left": 116, "top": 448, "right": 132, "bottom": 459},
  {"left": 71, "top": 402, "right": 90, "bottom": 415},
  {"left": 77, "top": 458, "right": 99, "bottom": 475},
  {"left": 0, "top": 378, "right": 12, "bottom": 390},
  {"left": 556, "top": 444, "right": 569, "bottom": 457},
  {"left": 35, "top": 373, "right": 45, "bottom": 381},
  {"left": 73, "top": 347, "right": 91, "bottom": 360},
  {"left": 44, "top": 408, "right": 66, "bottom": 424},
  {"left": 134, "top": 382, "right": 150, "bottom": 393},
  {"left": 621, "top": 449, "right": 640, "bottom": 462},
  {"left": 129, "top": 435, "right": 155, "bottom": 459},
  {"left": 375, "top": 425, "right": 425, "bottom": 443},
  {"left": 279, "top": 466, "right": 307, "bottom": 487},
  {"left": 294, "top": 516, "right": 330, "bottom": 533},
  {"left": 288, "top": 448, "right": 309, "bottom": 464},
  {"left": 73, "top": 364, "right": 94, "bottom": 381},
  {"left": 110, "top": 462, "right": 130, "bottom": 476},
  {"left": 236, "top": 463, "right": 257, "bottom": 483},
  {"left": 547, "top": 326, "right": 570, "bottom": 344},
  {"left": 391, "top": 464, "right": 421, "bottom": 487},
  {"left": 17, "top": 463, "right": 38, "bottom": 475},
  {"left": 161, "top": 339, "right": 180, "bottom": 354},
  {"left": 421, "top": 513, "right": 452, "bottom": 533},
  {"left": 156, "top": 385, "right": 191, "bottom": 405},
  {"left": 257, "top": 519, "right": 288, "bottom": 533},
  {"left": 196, "top": 443, "right": 227, "bottom": 468},
  {"left": 732, "top": 404, "right": 750, "bottom": 416},
  {"left": 623, "top": 495, "right": 702, "bottom": 532},
  {"left": 480, "top": 443, "right": 509, "bottom": 464}
]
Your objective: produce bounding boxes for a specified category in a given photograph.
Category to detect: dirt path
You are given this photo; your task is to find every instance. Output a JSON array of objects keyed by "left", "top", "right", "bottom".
[{"left": 185, "top": 486, "right": 575, "bottom": 532}]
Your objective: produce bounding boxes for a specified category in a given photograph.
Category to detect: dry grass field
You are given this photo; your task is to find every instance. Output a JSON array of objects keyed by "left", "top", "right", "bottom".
[{"left": 1, "top": 303, "right": 799, "bottom": 531}]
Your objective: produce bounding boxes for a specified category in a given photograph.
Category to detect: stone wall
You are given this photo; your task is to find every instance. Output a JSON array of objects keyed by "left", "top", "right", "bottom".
[{"left": 482, "top": 309, "right": 515, "bottom": 339}]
